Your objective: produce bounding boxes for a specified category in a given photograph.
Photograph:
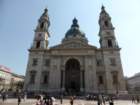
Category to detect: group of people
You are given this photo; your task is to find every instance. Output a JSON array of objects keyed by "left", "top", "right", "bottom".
[
  {"left": 34, "top": 94, "right": 114, "bottom": 105},
  {"left": 17, "top": 92, "right": 27, "bottom": 105},
  {"left": 35, "top": 95, "right": 56, "bottom": 105},
  {"left": 0, "top": 91, "right": 26, "bottom": 105},
  {"left": 97, "top": 94, "right": 114, "bottom": 105},
  {"left": 132, "top": 95, "right": 140, "bottom": 103},
  {"left": 34, "top": 95, "right": 74, "bottom": 105},
  {"left": 3, "top": 91, "right": 140, "bottom": 105},
  {"left": 1, "top": 91, "right": 7, "bottom": 102},
  {"left": 0, "top": 89, "right": 10, "bottom": 102}
]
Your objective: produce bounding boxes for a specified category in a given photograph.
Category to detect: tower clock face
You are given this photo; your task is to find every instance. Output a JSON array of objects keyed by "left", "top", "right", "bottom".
[
  {"left": 38, "top": 33, "right": 42, "bottom": 37},
  {"left": 35, "top": 33, "right": 42, "bottom": 40},
  {"left": 106, "top": 31, "right": 111, "bottom": 35}
]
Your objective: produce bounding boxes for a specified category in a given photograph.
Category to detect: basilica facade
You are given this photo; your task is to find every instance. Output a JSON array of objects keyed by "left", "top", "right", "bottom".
[{"left": 24, "top": 6, "right": 126, "bottom": 94}]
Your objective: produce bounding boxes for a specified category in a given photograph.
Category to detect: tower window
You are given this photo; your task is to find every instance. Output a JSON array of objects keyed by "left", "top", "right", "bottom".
[
  {"left": 30, "top": 74, "right": 35, "bottom": 84},
  {"left": 105, "top": 21, "right": 109, "bottom": 27},
  {"left": 44, "top": 59, "right": 50, "bottom": 67},
  {"left": 112, "top": 74, "right": 118, "bottom": 84},
  {"left": 40, "top": 22, "right": 44, "bottom": 29},
  {"left": 96, "top": 60, "right": 102, "bottom": 66},
  {"left": 43, "top": 75, "right": 48, "bottom": 84},
  {"left": 108, "top": 40, "right": 113, "bottom": 47},
  {"left": 110, "top": 58, "right": 116, "bottom": 66},
  {"left": 38, "top": 34, "right": 42, "bottom": 39},
  {"left": 36, "top": 41, "right": 41, "bottom": 48},
  {"left": 98, "top": 76, "right": 103, "bottom": 84},
  {"left": 41, "top": 71, "right": 49, "bottom": 84},
  {"left": 29, "top": 71, "right": 36, "bottom": 84},
  {"left": 32, "top": 58, "right": 38, "bottom": 66}
]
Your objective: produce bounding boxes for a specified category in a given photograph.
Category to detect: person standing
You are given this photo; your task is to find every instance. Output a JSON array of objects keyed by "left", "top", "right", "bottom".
[
  {"left": 70, "top": 96, "right": 74, "bottom": 105},
  {"left": 136, "top": 96, "right": 140, "bottom": 103},
  {"left": 23, "top": 92, "right": 27, "bottom": 101},
  {"left": 60, "top": 95, "right": 63, "bottom": 104},
  {"left": 97, "top": 95, "right": 101, "bottom": 105},
  {"left": 98, "top": 94, "right": 102, "bottom": 105}
]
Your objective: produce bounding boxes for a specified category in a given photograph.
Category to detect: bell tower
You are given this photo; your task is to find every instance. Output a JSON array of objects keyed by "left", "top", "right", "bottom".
[
  {"left": 98, "top": 6, "right": 126, "bottom": 94},
  {"left": 31, "top": 8, "right": 50, "bottom": 49},
  {"left": 99, "top": 6, "right": 119, "bottom": 49}
]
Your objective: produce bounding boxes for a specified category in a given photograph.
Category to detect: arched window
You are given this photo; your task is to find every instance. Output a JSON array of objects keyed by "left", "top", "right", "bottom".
[
  {"left": 113, "top": 75, "right": 118, "bottom": 84},
  {"left": 44, "top": 59, "right": 50, "bottom": 67},
  {"left": 29, "top": 71, "right": 36, "bottom": 84},
  {"left": 96, "top": 59, "right": 102, "bottom": 66},
  {"left": 98, "top": 76, "right": 103, "bottom": 84},
  {"left": 108, "top": 40, "right": 113, "bottom": 47},
  {"left": 32, "top": 58, "right": 38, "bottom": 66},
  {"left": 43, "top": 75, "right": 48, "bottom": 84},
  {"left": 105, "top": 21, "right": 109, "bottom": 27},
  {"left": 110, "top": 58, "right": 116, "bottom": 66},
  {"left": 40, "top": 22, "right": 44, "bottom": 29},
  {"left": 111, "top": 71, "right": 118, "bottom": 85},
  {"left": 36, "top": 41, "right": 40, "bottom": 48},
  {"left": 41, "top": 71, "right": 49, "bottom": 84}
]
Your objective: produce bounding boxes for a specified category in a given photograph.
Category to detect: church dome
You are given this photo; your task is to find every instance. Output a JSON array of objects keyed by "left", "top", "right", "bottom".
[{"left": 63, "top": 18, "right": 88, "bottom": 43}]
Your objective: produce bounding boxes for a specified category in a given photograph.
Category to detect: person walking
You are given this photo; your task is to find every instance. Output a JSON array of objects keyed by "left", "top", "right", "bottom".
[
  {"left": 132, "top": 96, "right": 135, "bottom": 103},
  {"left": 2, "top": 92, "right": 6, "bottom": 102},
  {"left": 97, "top": 98, "right": 101, "bottom": 105},
  {"left": 109, "top": 97, "right": 114, "bottom": 105},
  {"left": 35, "top": 95, "right": 41, "bottom": 105},
  {"left": 18, "top": 95, "right": 21, "bottom": 105}
]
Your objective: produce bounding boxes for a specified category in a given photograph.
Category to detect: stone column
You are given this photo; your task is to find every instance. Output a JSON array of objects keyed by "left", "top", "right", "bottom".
[
  {"left": 62, "top": 70, "right": 65, "bottom": 91},
  {"left": 35, "top": 70, "right": 42, "bottom": 93},
  {"left": 93, "top": 70, "right": 97, "bottom": 93},
  {"left": 80, "top": 70, "right": 85, "bottom": 92},
  {"left": 60, "top": 70, "right": 63, "bottom": 88},
  {"left": 105, "top": 70, "right": 113, "bottom": 94}
]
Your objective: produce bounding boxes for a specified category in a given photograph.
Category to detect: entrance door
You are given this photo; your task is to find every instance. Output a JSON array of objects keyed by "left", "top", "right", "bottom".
[{"left": 65, "top": 59, "right": 80, "bottom": 94}]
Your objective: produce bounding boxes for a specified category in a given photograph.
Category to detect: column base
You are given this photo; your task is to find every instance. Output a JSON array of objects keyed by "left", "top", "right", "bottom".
[
  {"left": 80, "top": 88, "right": 84, "bottom": 92},
  {"left": 61, "top": 87, "right": 65, "bottom": 91}
]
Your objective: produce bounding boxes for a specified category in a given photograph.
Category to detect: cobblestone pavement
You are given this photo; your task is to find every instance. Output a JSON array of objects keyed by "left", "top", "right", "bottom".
[{"left": 0, "top": 99, "right": 140, "bottom": 105}]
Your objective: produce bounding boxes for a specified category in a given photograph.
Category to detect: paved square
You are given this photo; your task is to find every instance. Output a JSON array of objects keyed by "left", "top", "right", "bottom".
[{"left": 0, "top": 99, "right": 140, "bottom": 105}]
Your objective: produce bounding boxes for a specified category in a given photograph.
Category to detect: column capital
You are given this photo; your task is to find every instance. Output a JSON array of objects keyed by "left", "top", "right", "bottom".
[
  {"left": 61, "top": 65, "right": 65, "bottom": 70},
  {"left": 80, "top": 65, "right": 84, "bottom": 70},
  {"left": 81, "top": 69, "right": 84, "bottom": 72}
]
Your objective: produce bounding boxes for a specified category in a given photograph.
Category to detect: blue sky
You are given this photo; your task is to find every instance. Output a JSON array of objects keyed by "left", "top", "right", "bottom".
[{"left": 0, "top": 0, "right": 140, "bottom": 77}]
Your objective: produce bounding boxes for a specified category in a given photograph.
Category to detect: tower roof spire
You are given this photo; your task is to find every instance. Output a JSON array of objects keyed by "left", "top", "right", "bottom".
[
  {"left": 101, "top": 5, "right": 105, "bottom": 11},
  {"left": 42, "top": 8, "right": 48, "bottom": 16},
  {"left": 35, "top": 8, "right": 50, "bottom": 32},
  {"left": 39, "top": 8, "right": 49, "bottom": 21}
]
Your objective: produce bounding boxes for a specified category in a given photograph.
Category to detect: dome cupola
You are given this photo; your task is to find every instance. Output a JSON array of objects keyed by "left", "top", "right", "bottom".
[{"left": 62, "top": 18, "right": 88, "bottom": 44}]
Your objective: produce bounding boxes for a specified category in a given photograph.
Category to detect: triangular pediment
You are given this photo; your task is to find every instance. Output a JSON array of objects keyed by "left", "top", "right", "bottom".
[{"left": 51, "top": 41, "right": 96, "bottom": 49}]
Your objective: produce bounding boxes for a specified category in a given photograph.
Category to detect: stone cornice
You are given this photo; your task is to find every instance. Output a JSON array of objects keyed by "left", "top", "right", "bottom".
[{"left": 97, "top": 48, "right": 121, "bottom": 51}]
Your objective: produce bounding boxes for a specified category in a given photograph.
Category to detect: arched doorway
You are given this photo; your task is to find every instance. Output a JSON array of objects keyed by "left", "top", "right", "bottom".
[{"left": 65, "top": 59, "right": 80, "bottom": 94}]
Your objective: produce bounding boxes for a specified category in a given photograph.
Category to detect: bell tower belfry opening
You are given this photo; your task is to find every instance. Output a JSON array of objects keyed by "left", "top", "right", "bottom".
[{"left": 65, "top": 59, "right": 81, "bottom": 94}]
